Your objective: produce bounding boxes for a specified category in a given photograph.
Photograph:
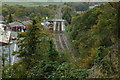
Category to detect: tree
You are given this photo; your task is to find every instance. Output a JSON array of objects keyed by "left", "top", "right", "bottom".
[
  {"left": 7, "top": 14, "right": 13, "bottom": 23},
  {"left": 65, "top": 2, "right": 89, "bottom": 11},
  {"left": 15, "top": 8, "right": 26, "bottom": 17},
  {"left": 48, "top": 40, "right": 58, "bottom": 61},
  {"left": 62, "top": 5, "right": 74, "bottom": 24},
  {"left": 109, "top": 2, "right": 120, "bottom": 39},
  {"left": 32, "top": 19, "right": 37, "bottom": 25},
  {"left": 70, "top": 3, "right": 117, "bottom": 69},
  {"left": 2, "top": 8, "right": 9, "bottom": 17}
]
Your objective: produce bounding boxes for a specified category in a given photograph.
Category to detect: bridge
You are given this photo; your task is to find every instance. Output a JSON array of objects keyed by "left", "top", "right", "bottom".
[{"left": 48, "top": 19, "right": 66, "bottom": 32}]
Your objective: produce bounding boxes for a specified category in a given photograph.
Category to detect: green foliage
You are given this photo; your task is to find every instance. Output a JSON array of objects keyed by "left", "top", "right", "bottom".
[
  {"left": 3, "top": 21, "right": 66, "bottom": 78},
  {"left": 28, "top": 61, "right": 59, "bottom": 78},
  {"left": 2, "top": 4, "right": 56, "bottom": 22},
  {"left": 2, "top": 8, "right": 9, "bottom": 17},
  {"left": 3, "top": 2, "right": 63, "bottom": 7},
  {"left": 49, "top": 62, "right": 90, "bottom": 78},
  {"left": 3, "top": 62, "right": 28, "bottom": 78},
  {"left": 62, "top": 5, "right": 75, "bottom": 24},
  {"left": 18, "top": 32, "right": 27, "bottom": 37},
  {"left": 101, "top": 60, "right": 111, "bottom": 74},
  {"left": 15, "top": 23, "right": 50, "bottom": 72},
  {"left": 7, "top": 13, "right": 13, "bottom": 23},
  {"left": 2, "top": 2, "right": 118, "bottom": 79},
  {"left": 65, "top": 2, "right": 89, "bottom": 11},
  {"left": 65, "top": 24, "right": 71, "bottom": 32},
  {"left": 15, "top": 8, "right": 26, "bottom": 17},
  {"left": 70, "top": 3, "right": 117, "bottom": 69},
  {"left": 94, "top": 46, "right": 107, "bottom": 65},
  {"left": 32, "top": 19, "right": 37, "bottom": 25},
  {"left": 48, "top": 40, "right": 59, "bottom": 61}
]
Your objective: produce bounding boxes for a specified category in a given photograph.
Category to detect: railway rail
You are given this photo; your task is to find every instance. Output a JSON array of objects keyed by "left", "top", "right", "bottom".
[{"left": 53, "top": 33, "right": 69, "bottom": 51}]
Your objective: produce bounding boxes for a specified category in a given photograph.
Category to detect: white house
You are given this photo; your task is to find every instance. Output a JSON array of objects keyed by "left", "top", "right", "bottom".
[{"left": 0, "top": 24, "right": 12, "bottom": 46}]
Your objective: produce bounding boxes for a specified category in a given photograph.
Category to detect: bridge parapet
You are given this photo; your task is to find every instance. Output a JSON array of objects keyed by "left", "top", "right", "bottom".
[{"left": 48, "top": 19, "right": 66, "bottom": 32}]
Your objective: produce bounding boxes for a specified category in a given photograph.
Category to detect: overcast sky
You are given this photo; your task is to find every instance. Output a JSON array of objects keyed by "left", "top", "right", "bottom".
[{"left": 0, "top": 0, "right": 120, "bottom": 2}]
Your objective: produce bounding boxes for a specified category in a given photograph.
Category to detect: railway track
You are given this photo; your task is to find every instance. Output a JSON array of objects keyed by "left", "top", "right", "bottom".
[
  {"left": 53, "top": 34, "right": 62, "bottom": 51},
  {"left": 53, "top": 6, "right": 69, "bottom": 51},
  {"left": 53, "top": 33, "right": 69, "bottom": 51},
  {"left": 56, "top": 39, "right": 62, "bottom": 50},
  {"left": 59, "top": 34, "right": 68, "bottom": 50}
]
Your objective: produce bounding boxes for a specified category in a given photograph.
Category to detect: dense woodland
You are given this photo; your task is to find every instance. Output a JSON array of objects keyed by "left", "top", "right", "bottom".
[
  {"left": 2, "top": 2, "right": 119, "bottom": 79},
  {"left": 2, "top": 4, "right": 57, "bottom": 23},
  {"left": 71, "top": 3, "right": 118, "bottom": 67}
]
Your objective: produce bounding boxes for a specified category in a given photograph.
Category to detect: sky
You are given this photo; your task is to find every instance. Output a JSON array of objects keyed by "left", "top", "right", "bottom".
[{"left": 0, "top": 0, "right": 120, "bottom": 2}]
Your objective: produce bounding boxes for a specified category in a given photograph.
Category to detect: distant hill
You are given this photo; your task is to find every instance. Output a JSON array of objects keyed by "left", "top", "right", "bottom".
[
  {"left": 3, "top": 2, "right": 64, "bottom": 7},
  {"left": 0, "top": 0, "right": 80, "bottom": 2},
  {"left": 1, "top": 0, "right": 119, "bottom": 2}
]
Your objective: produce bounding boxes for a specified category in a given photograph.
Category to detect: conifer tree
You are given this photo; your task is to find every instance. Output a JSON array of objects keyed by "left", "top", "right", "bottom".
[{"left": 7, "top": 13, "right": 13, "bottom": 23}]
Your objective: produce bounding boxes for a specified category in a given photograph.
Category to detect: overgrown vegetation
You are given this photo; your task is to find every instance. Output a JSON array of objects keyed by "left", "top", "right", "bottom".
[
  {"left": 70, "top": 3, "right": 118, "bottom": 77},
  {"left": 2, "top": 3, "right": 57, "bottom": 22},
  {"left": 2, "top": 20, "right": 89, "bottom": 78},
  {"left": 64, "top": 2, "right": 102, "bottom": 11},
  {"left": 2, "top": 2, "right": 119, "bottom": 79}
]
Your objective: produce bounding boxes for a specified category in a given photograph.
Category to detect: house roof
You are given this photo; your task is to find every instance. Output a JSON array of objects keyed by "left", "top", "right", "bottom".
[
  {"left": 48, "top": 19, "right": 65, "bottom": 22},
  {"left": 22, "top": 20, "right": 32, "bottom": 25},
  {"left": 14, "top": 17, "right": 29, "bottom": 21},
  {"left": 9, "top": 22, "right": 25, "bottom": 27},
  {"left": 0, "top": 21, "right": 6, "bottom": 24}
]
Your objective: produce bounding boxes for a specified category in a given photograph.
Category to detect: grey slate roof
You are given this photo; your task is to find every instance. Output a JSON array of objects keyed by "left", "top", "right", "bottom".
[
  {"left": 14, "top": 17, "right": 29, "bottom": 21},
  {"left": 22, "top": 20, "right": 32, "bottom": 25},
  {"left": 48, "top": 19, "right": 65, "bottom": 22},
  {"left": 9, "top": 22, "right": 25, "bottom": 27}
]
